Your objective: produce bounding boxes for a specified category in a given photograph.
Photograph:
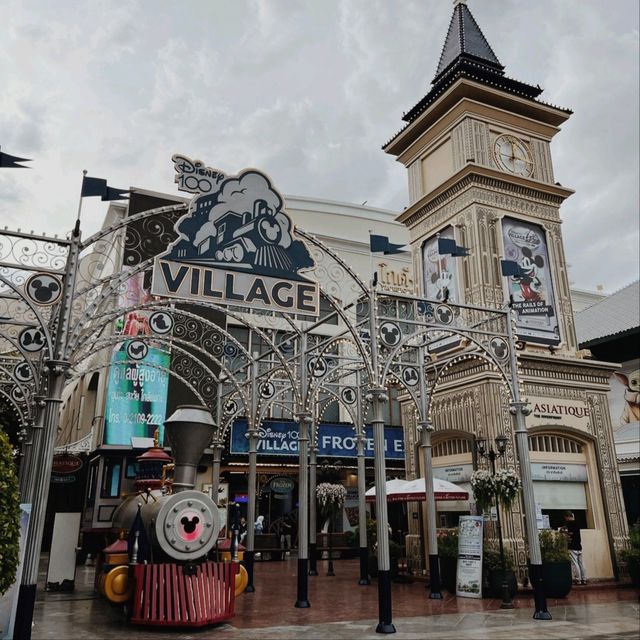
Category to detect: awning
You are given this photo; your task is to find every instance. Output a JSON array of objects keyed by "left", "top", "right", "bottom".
[{"left": 365, "top": 477, "right": 468, "bottom": 503}]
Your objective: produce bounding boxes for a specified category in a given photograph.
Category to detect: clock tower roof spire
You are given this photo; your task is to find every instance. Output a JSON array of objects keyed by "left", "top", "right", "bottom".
[
  {"left": 435, "top": 0, "right": 504, "bottom": 82},
  {"left": 393, "top": 1, "right": 569, "bottom": 130}
]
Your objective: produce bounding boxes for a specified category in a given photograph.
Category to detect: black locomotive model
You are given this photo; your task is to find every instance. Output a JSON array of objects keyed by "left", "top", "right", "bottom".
[{"left": 99, "top": 406, "right": 243, "bottom": 627}]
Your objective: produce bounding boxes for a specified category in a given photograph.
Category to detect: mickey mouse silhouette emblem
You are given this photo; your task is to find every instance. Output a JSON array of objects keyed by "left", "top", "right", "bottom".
[
  {"left": 307, "top": 357, "right": 327, "bottom": 378},
  {"left": 402, "top": 367, "right": 419, "bottom": 387},
  {"left": 126, "top": 340, "right": 148, "bottom": 361},
  {"left": 14, "top": 361, "right": 33, "bottom": 382},
  {"left": 224, "top": 399, "right": 238, "bottom": 415},
  {"left": 435, "top": 304, "right": 453, "bottom": 325},
  {"left": 19, "top": 327, "right": 46, "bottom": 353},
  {"left": 341, "top": 387, "right": 356, "bottom": 405},
  {"left": 489, "top": 337, "right": 509, "bottom": 360},
  {"left": 149, "top": 311, "right": 174, "bottom": 335},
  {"left": 25, "top": 273, "right": 62, "bottom": 306},
  {"left": 380, "top": 321, "right": 401, "bottom": 347},
  {"left": 260, "top": 382, "right": 275, "bottom": 399}
]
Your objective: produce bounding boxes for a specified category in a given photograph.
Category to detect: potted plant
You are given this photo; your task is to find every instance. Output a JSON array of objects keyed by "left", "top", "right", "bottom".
[
  {"left": 437, "top": 528, "right": 458, "bottom": 593},
  {"left": 470, "top": 470, "right": 495, "bottom": 514},
  {"left": 483, "top": 543, "right": 517, "bottom": 598},
  {"left": 494, "top": 469, "right": 521, "bottom": 510},
  {"left": 361, "top": 518, "right": 380, "bottom": 578},
  {"left": 0, "top": 428, "right": 20, "bottom": 597},
  {"left": 620, "top": 523, "right": 640, "bottom": 587},
  {"left": 539, "top": 529, "right": 572, "bottom": 598},
  {"left": 316, "top": 482, "right": 346, "bottom": 576}
]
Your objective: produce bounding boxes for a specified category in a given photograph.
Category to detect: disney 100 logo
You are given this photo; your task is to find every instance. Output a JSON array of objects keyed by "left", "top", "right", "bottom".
[{"left": 172, "top": 154, "right": 225, "bottom": 195}]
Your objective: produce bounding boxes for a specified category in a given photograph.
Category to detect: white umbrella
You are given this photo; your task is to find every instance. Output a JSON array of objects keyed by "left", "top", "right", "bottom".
[
  {"left": 365, "top": 477, "right": 468, "bottom": 503},
  {"left": 403, "top": 477, "right": 468, "bottom": 501}
]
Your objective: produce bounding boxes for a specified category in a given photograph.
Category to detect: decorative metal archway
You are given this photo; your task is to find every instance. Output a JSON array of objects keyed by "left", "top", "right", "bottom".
[{"left": 0, "top": 166, "right": 548, "bottom": 636}]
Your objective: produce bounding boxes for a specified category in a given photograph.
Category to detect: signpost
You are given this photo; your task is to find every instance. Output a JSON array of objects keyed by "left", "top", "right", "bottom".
[{"left": 456, "top": 516, "right": 483, "bottom": 599}]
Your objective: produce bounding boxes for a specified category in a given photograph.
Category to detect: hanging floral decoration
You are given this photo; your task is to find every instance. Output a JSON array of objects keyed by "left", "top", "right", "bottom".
[
  {"left": 494, "top": 469, "right": 521, "bottom": 509},
  {"left": 316, "top": 482, "right": 346, "bottom": 514},
  {"left": 470, "top": 469, "right": 495, "bottom": 512}
]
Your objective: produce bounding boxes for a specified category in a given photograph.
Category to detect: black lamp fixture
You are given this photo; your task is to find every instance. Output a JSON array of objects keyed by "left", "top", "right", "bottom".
[
  {"left": 495, "top": 434, "right": 508, "bottom": 455},
  {"left": 475, "top": 434, "right": 513, "bottom": 610}
]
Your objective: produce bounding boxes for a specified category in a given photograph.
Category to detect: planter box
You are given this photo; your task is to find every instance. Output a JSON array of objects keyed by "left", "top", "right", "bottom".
[
  {"left": 487, "top": 569, "right": 518, "bottom": 599},
  {"left": 541, "top": 561, "right": 572, "bottom": 598},
  {"left": 439, "top": 556, "right": 457, "bottom": 593}
]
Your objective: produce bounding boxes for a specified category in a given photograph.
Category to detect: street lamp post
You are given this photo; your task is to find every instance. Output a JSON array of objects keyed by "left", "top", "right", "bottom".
[{"left": 476, "top": 435, "right": 513, "bottom": 610}]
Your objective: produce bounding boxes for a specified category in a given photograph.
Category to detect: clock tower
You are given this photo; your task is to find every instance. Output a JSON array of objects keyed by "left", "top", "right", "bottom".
[{"left": 385, "top": 0, "right": 628, "bottom": 583}]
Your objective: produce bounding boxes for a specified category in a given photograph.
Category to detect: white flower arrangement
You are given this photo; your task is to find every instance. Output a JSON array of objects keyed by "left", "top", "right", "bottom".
[
  {"left": 494, "top": 469, "right": 521, "bottom": 509},
  {"left": 316, "top": 482, "right": 347, "bottom": 512},
  {"left": 470, "top": 469, "right": 496, "bottom": 511}
]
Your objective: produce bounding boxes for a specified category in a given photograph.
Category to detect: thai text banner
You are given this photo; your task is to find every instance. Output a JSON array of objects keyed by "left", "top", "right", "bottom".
[{"left": 230, "top": 419, "right": 404, "bottom": 459}]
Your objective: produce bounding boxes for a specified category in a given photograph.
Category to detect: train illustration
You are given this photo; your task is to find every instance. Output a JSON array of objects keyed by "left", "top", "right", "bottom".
[
  {"left": 96, "top": 406, "right": 246, "bottom": 627},
  {"left": 167, "top": 170, "right": 314, "bottom": 278},
  {"left": 195, "top": 198, "right": 293, "bottom": 272}
]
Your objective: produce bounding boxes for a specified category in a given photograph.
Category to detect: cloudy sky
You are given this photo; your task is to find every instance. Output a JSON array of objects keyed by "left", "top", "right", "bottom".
[{"left": 1, "top": 0, "right": 637, "bottom": 292}]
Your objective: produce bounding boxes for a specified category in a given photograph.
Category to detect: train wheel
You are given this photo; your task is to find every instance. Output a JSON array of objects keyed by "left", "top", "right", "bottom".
[
  {"left": 235, "top": 563, "right": 249, "bottom": 596},
  {"left": 103, "top": 565, "right": 133, "bottom": 603}
]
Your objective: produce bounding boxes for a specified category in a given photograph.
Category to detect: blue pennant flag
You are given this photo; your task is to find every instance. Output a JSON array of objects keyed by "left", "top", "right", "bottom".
[
  {"left": 0, "top": 148, "right": 31, "bottom": 168},
  {"left": 437, "top": 237, "right": 469, "bottom": 257},
  {"left": 501, "top": 260, "right": 526, "bottom": 278},
  {"left": 81, "top": 176, "right": 129, "bottom": 200},
  {"left": 369, "top": 234, "right": 407, "bottom": 255}
]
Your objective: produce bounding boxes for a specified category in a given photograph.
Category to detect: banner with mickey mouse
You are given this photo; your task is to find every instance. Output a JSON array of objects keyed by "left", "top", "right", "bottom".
[
  {"left": 501, "top": 217, "right": 560, "bottom": 345},
  {"left": 422, "top": 226, "right": 460, "bottom": 303}
]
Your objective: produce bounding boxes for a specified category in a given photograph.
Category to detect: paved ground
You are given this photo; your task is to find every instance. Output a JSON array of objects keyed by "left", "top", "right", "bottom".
[{"left": 32, "top": 556, "right": 639, "bottom": 639}]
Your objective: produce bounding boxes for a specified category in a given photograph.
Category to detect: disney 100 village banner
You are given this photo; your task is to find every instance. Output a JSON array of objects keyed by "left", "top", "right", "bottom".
[
  {"left": 456, "top": 515, "right": 484, "bottom": 599},
  {"left": 501, "top": 217, "right": 560, "bottom": 345},
  {"left": 151, "top": 156, "right": 319, "bottom": 316},
  {"left": 230, "top": 419, "right": 405, "bottom": 459},
  {"left": 422, "top": 226, "right": 460, "bottom": 304}
]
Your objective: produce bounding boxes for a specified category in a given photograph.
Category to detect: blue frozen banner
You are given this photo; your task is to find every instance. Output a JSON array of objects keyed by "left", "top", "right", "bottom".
[{"left": 230, "top": 419, "right": 404, "bottom": 459}]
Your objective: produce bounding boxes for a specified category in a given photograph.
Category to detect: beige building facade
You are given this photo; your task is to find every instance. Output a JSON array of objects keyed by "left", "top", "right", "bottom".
[{"left": 385, "top": 1, "right": 628, "bottom": 580}]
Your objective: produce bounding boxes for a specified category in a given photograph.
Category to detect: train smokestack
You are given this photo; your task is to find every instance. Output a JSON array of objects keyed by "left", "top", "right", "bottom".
[{"left": 163, "top": 405, "right": 215, "bottom": 492}]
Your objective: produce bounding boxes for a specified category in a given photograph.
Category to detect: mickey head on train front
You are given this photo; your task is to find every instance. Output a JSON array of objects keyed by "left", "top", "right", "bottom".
[{"left": 153, "top": 490, "right": 221, "bottom": 560}]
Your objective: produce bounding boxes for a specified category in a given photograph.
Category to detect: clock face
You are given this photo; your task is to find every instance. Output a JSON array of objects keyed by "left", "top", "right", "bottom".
[{"left": 493, "top": 134, "right": 534, "bottom": 177}]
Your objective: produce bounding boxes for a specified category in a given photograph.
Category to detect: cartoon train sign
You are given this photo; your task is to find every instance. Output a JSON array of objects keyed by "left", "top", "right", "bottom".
[{"left": 152, "top": 156, "right": 319, "bottom": 315}]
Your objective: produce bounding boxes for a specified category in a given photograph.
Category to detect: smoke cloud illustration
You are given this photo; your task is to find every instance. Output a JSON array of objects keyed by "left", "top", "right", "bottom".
[{"left": 194, "top": 170, "right": 293, "bottom": 249}]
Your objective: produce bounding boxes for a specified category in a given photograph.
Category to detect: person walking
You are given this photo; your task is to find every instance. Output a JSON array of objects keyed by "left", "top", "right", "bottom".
[
  {"left": 239, "top": 516, "right": 248, "bottom": 544},
  {"left": 563, "top": 511, "right": 587, "bottom": 585},
  {"left": 280, "top": 516, "right": 292, "bottom": 556}
]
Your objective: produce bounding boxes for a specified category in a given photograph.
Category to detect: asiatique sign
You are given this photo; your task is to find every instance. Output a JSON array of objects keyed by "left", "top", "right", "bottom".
[
  {"left": 230, "top": 418, "right": 404, "bottom": 459},
  {"left": 151, "top": 156, "right": 319, "bottom": 316}
]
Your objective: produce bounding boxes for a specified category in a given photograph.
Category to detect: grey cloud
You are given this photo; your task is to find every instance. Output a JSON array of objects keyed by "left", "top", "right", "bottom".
[{"left": 0, "top": 0, "right": 636, "bottom": 292}]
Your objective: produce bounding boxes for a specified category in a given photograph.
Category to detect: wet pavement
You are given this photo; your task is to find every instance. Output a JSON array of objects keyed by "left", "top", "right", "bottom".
[{"left": 32, "top": 556, "right": 639, "bottom": 639}]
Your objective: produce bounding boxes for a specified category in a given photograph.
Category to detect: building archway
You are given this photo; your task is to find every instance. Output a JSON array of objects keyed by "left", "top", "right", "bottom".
[{"left": 527, "top": 426, "right": 616, "bottom": 580}]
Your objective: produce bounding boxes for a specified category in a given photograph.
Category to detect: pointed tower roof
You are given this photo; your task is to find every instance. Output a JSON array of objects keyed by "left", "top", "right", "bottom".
[
  {"left": 435, "top": 0, "right": 503, "bottom": 81},
  {"left": 395, "top": 0, "right": 561, "bottom": 127}
]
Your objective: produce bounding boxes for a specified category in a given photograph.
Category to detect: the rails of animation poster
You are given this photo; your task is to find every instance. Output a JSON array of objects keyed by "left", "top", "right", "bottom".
[
  {"left": 103, "top": 271, "right": 170, "bottom": 445},
  {"left": 422, "top": 226, "right": 460, "bottom": 304},
  {"left": 501, "top": 217, "right": 560, "bottom": 345}
]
